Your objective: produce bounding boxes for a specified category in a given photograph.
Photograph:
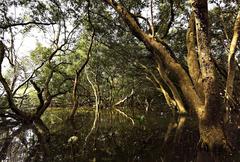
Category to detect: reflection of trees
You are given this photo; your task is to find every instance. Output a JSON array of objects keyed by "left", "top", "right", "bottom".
[
  {"left": 161, "top": 116, "right": 198, "bottom": 162},
  {"left": 0, "top": 124, "right": 24, "bottom": 160},
  {"left": 196, "top": 151, "right": 219, "bottom": 162},
  {"left": 164, "top": 116, "right": 186, "bottom": 144},
  {"left": 0, "top": 119, "right": 50, "bottom": 162},
  {"left": 195, "top": 150, "right": 235, "bottom": 162}
]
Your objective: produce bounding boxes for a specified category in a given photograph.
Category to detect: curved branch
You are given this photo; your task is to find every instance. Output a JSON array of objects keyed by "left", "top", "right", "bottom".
[
  {"left": 140, "top": 63, "right": 177, "bottom": 109},
  {"left": 155, "top": 55, "right": 187, "bottom": 114},
  {"left": 84, "top": 68, "right": 99, "bottom": 145},
  {"left": 134, "top": 14, "right": 154, "bottom": 35},
  {"left": 13, "top": 61, "right": 45, "bottom": 96},
  {"left": 0, "top": 21, "right": 55, "bottom": 29}
]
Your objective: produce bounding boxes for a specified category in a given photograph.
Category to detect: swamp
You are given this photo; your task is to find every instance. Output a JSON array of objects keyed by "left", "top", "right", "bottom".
[{"left": 0, "top": 0, "right": 240, "bottom": 161}]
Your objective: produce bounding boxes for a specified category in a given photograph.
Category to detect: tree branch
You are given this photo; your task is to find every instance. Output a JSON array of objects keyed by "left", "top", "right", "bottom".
[
  {"left": 13, "top": 61, "right": 46, "bottom": 96},
  {"left": 161, "top": 0, "right": 175, "bottom": 39},
  {"left": 0, "top": 41, "right": 28, "bottom": 119},
  {"left": 0, "top": 21, "right": 56, "bottom": 30},
  {"left": 186, "top": 12, "right": 203, "bottom": 100}
]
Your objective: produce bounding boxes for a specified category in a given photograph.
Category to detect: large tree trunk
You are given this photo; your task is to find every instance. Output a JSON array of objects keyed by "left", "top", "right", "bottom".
[
  {"left": 102, "top": 0, "right": 202, "bottom": 110},
  {"left": 190, "top": 0, "right": 229, "bottom": 150}
]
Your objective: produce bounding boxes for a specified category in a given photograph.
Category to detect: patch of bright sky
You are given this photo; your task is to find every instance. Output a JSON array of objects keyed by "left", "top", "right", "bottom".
[{"left": 2, "top": 3, "right": 50, "bottom": 70}]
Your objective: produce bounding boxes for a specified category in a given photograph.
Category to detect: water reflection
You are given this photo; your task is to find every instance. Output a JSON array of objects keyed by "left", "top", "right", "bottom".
[
  {"left": 0, "top": 109, "right": 239, "bottom": 162},
  {"left": 163, "top": 116, "right": 187, "bottom": 144},
  {"left": 0, "top": 119, "right": 49, "bottom": 162}
]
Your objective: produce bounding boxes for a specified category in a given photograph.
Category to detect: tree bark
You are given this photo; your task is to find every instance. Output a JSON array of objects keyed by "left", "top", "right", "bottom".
[
  {"left": 191, "top": 0, "right": 229, "bottom": 150},
  {"left": 186, "top": 13, "right": 204, "bottom": 101},
  {"left": 225, "top": 10, "right": 240, "bottom": 113}
]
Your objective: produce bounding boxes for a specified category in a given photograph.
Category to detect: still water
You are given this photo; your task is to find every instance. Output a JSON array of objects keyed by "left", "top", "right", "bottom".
[{"left": 0, "top": 108, "right": 239, "bottom": 162}]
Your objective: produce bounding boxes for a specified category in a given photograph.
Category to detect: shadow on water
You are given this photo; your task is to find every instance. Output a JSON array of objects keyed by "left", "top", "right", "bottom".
[{"left": 0, "top": 108, "right": 240, "bottom": 162}]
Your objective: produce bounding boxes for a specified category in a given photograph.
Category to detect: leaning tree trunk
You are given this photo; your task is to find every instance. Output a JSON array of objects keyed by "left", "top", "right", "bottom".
[
  {"left": 191, "top": 0, "right": 229, "bottom": 150},
  {"left": 155, "top": 55, "right": 187, "bottom": 114}
]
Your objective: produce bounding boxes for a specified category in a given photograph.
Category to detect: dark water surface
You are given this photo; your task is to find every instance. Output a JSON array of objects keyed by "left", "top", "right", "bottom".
[{"left": 0, "top": 108, "right": 239, "bottom": 162}]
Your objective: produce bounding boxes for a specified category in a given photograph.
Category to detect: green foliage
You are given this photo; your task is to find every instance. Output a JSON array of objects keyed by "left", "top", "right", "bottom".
[{"left": 30, "top": 44, "right": 53, "bottom": 63}]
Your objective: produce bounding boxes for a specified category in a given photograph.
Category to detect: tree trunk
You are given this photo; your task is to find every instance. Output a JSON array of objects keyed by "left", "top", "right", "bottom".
[
  {"left": 69, "top": 74, "right": 80, "bottom": 120},
  {"left": 225, "top": 9, "right": 240, "bottom": 119},
  {"left": 191, "top": 0, "right": 229, "bottom": 150},
  {"left": 186, "top": 13, "right": 204, "bottom": 101}
]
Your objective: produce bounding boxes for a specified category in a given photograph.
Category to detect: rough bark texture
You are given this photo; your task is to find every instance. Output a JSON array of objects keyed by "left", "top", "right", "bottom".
[
  {"left": 186, "top": 13, "right": 204, "bottom": 101},
  {"left": 191, "top": 0, "right": 229, "bottom": 150}
]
